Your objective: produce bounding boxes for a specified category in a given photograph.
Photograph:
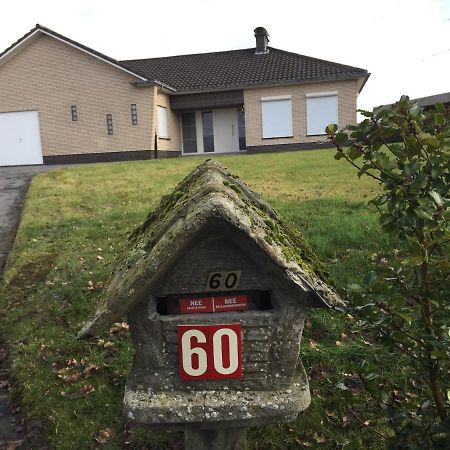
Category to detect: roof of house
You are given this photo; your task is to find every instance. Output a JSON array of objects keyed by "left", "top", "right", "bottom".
[
  {"left": 1, "top": 24, "right": 369, "bottom": 94},
  {"left": 121, "top": 47, "right": 368, "bottom": 93},
  {"left": 374, "top": 92, "right": 450, "bottom": 112},
  {"left": 78, "top": 160, "right": 343, "bottom": 338},
  {"left": 406, "top": 92, "right": 450, "bottom": 108}
]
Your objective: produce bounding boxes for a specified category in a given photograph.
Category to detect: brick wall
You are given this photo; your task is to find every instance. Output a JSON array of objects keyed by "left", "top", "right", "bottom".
[
  {"left": 243, "top": 79, "right": 358, "bottom": 147},
  {"left": 0, "top": 34, "right": 156, "bottom": 156}
]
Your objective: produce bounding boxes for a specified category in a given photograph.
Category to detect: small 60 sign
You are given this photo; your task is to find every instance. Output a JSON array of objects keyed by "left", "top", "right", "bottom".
[
  {"left": 205, "top": 270, "right": 241, "bottom": 292},
  {"left": 178, "top": 324, "right": 243, "bottom": 381}
]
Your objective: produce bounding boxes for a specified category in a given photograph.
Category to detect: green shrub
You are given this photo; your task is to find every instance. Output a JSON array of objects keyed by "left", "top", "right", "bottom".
[{"left": 327, "top": 96, "right": 450, "bottom": 449}]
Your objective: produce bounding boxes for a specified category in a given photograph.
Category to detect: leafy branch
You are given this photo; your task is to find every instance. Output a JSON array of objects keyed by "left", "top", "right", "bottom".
[{"left": 327, "top": 96, "right": 450, "bottom": 447}]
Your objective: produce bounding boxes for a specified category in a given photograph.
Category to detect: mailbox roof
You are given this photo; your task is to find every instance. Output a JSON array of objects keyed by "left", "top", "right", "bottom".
[{"left": 79, "top": 160, "right": 344, "bottom": 338}]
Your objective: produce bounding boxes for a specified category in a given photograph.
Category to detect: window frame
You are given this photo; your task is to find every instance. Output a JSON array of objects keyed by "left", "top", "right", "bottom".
[
  {"left": 70, "top": 105, "right": 78, "bottom": 122},
  {"left": 260, "top": 95, "right": 293, "bottom": 139},
  {"left": 106, "top": 114, "right": 113, "bottom": 136},
  {"left": 305, "top": 91, "right": 338, "bottom": 136},
  {"left": 157, "top": 105, "right": 169, "bottom": 139},
  {"left": 131, "top": 103, "right": 138, "bottom": 125}
]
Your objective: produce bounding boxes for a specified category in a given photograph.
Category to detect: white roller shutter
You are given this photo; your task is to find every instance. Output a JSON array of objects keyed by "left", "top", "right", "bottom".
[
  {"left": 306, "top": 92, "right": 338, "bottom": 135},
  {"left": 261, "top": 96, "right": 293, "bottom": 138}
]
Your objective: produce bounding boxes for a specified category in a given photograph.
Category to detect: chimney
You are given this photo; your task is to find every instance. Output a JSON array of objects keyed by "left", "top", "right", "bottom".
[{"left": 254, "top": 27, "right": 269, "bottom": 54}]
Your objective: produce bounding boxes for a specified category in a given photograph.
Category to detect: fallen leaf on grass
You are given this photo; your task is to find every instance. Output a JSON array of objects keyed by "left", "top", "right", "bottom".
[
  {"left": 85, "top": 280, "right": 104, "bottom": 291},
  {"left": 95, "top": 427, "right": 116, "bottom": 444},
  {"left": 55, "top": 361, "right": 101, "bottom": 383},
  {"left": 311, "top": 388, "right": 323, "bottom": 399},
  {"left": 361, "top": 338, "right": 374, "bottom": 346},
  {"left": 314, "top": 433, "right": 326, "bottom": 444},
  {"left": 61, "top": 371, "right": 82, "bottom": 382},
  {"left": 61, "top": 384, "right": 95, "bottom": 398},
  {"left": 0, "top": 440, "right": 23, "bottom": 450},
  {"left": 108, "top": 322, "right": 129, "bottom": 335},
  {"left": 342, "top": 415, "right": 351, "bottom": 428}
]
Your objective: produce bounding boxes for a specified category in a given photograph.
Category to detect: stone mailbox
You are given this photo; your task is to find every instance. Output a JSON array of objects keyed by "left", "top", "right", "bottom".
[{"left": 79, "top": 160, "right": 343, "bottom": 449}]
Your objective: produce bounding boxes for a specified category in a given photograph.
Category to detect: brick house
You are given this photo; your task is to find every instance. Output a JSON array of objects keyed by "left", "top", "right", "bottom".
[{"left": 0, "top": 25, "right": 369, "bottom": 166}]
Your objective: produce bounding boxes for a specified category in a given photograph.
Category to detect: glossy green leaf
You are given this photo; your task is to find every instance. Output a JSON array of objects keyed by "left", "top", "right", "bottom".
[
  {"left": 418, "top": 132, "right": 439, "bottom": 149},
  {"left": 428, "top": 190, "right": 444, "bottom": 206},
  {"left": 414, "top": 207, "right": 433, "bottom": 220}
]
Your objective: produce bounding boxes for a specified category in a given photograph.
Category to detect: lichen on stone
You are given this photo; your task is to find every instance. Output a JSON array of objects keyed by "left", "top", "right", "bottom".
[{"left": 78, "top": 159, "right": 343, "bottom": 339}]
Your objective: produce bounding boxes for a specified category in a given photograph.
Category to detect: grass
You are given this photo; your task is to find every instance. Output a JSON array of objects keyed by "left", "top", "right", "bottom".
[{"left": 0, "top": 150, "right": 399, "bottom": 448}]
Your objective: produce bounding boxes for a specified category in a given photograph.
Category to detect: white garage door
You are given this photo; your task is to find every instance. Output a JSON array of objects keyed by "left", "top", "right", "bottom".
[{"left": 0, "top": 111, "right": 43, "bottom": 166}]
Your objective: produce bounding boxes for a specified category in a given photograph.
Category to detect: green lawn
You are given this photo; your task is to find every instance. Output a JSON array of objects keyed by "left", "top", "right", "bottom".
[{"left": 0, "top": 150, "right": 398, "bottom": 449}]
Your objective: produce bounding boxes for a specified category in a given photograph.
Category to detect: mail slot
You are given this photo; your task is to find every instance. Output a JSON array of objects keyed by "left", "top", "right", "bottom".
[
  {"left": 78, "top": 160, "right": 343, "bottom": 448},
  {"left": 156, "top": 290, "right": 272, "bottom": 315}
]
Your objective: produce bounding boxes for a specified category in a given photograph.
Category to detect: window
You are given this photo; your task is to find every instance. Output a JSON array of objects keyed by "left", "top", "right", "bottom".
[
  {"left": 261, "top": 96, "right": 293, "bottom": 138},
  {"left": 202, "top": 111, "right": 214, "bottom": 153},
  {"left": 131, "top": 104, "right": 138, "bottom": 125},
  {"left": 306, "top": 92, "right": 338, "bottom": 135},
  {"left": 106, "top": 114, "right": 113, "bottom": 135},
  {"left": 181, "top": 112, "right": 197, "bottom": 153},
  {"left": 157, "top": 105, "right": 168, "bottom": 138},
  {"left": 70, "top": 105, "right": 77, "bottom": 121},
  {"left": 237, "top": 110, "right": 246, "bottom": 150}
]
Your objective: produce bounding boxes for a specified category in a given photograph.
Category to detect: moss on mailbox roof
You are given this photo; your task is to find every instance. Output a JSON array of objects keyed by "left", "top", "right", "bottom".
[{"left": 78, "top": 160, "right": 343, "bottom": 338}]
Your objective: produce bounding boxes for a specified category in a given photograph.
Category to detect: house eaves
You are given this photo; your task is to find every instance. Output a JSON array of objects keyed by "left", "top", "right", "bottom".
[
  {"left": 168, "top": 73, "right": 371, "bottom": 96},
  {"left": 132, "top": 79, "right": 177, "bottom": 92}
]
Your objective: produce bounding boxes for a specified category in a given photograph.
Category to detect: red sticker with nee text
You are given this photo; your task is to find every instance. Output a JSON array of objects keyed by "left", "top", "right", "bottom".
[
  {"left": 179, "top": 295, "right": 248, "bottom": 314},
  {"left": 179, "top": 297, "right": 214, "bottom": 314}
]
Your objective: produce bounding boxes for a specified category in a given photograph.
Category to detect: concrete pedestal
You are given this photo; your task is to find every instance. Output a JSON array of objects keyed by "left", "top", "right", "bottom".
[{"left": 184, "top": 428, "right": 247, "bottom": 450}]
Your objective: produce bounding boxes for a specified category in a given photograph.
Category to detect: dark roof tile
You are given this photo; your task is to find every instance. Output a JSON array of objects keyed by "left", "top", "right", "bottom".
[{"left": 121, "top": 47, "right": 368, "bottom": 92}]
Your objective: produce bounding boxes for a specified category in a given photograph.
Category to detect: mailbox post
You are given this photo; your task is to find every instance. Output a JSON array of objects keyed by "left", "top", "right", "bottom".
[{"left": 79, "top": 160, "right": 343, "bottom": 449}]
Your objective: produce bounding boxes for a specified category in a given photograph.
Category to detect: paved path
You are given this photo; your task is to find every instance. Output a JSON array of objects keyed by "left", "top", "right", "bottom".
[
  {"left": 0, "top": 166, "right": 51, "bottom": 274},
  {"left": 0, "top": 165, "right": 67, "bottom": 448}
]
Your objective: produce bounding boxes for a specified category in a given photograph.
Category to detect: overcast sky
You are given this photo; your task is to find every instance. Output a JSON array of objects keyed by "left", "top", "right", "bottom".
[{"left": 1, "top": 0, "right": 449, "bottom": 113}]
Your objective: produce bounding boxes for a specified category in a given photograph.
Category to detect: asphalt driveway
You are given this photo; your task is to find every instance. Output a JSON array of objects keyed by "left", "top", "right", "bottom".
[
  {"left": 0, "top": 164, "right": 69, "bottom": 447},
  {"left": 0, "top": 166, "right": 54, "bottom": 275}
]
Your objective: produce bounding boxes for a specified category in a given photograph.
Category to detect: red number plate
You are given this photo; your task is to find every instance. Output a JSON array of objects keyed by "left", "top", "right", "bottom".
[{"left": 178, "top": 324, "right": 243, "bottom": 381}]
